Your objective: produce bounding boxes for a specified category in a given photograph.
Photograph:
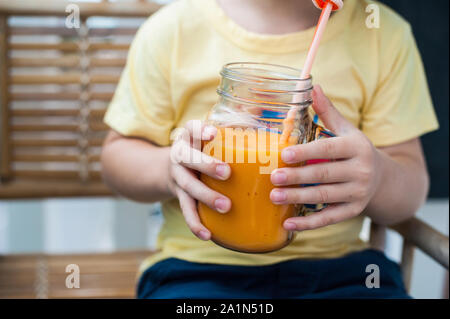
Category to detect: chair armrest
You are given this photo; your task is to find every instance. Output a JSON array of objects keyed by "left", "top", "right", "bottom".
[{"left": 390, "top": 217, "right": 449, "bottom": 269}]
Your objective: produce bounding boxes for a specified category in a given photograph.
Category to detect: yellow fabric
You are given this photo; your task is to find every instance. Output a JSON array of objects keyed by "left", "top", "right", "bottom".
[{"left": 104, "top": 0, "right": 439, "bottom": 273}]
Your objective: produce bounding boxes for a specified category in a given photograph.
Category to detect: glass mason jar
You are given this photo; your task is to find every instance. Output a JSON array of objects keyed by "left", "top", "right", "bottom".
[{"left": 198, "top": 62, "right": 333, "bottom": 253}]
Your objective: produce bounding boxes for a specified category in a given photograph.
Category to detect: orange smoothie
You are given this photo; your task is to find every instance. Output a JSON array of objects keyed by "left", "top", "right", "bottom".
[{"left": 198, "top": 127, "right": 300, "bottom": 253}]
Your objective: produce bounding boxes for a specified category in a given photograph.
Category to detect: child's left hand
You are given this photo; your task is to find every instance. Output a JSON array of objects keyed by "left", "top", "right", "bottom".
[{"left": 270, "top": 85, "right": 383, "bottom": 231}]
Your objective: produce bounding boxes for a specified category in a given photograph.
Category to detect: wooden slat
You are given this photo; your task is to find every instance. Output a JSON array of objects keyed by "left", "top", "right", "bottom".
[
  {"left": 0, "top": 276, "right": 37, "bottom": 287},
  {"left": 11, "top": 74, "right": 81, "bottom": 85},
  {"left": 47, "top": 273, "right": 137, "bottom": 285},
  {"left": 11, "top": 57, "right": 80, "bottom": 68},
  {"left": 48, "top": 288, "right": 135, "bottom": 299},
  {"left": 88, "top": 43, "right": 130, "bottom": 51},
  {"left": 90, "top": 109, "right": 106, "bottom": 117},
  {"left": 10, "top": 26, "right": 79, "bottom": 36},
  {"left": 1, "top": 250, "right": 150, "bottom": 262},
  {"left": 0, "top": 275, "right": 136, "bottom": 287},
  {"left": 0, "top": 15, "right": 10, "bottom": 178},
  {"left": 48, "top": 264, "right": 139, "bottom": 273},
  {"left": 90, "top": 58, "right": 126, "bottom": 67},
  {"left": 11, "top": 74, "right": 119, "bottom": 85},
  {"left": 10, "top": 92, "right": 80, "bottom": 101},
  {"left": 90, "top": 92, "right": 114, "bottom": 101},
  {"left": 0, "top": 0, "right": 162, "bottom": 17},
  {"left": 11, "top": 109, "right": 80, "bottom": 117},
  {"left": 90, "top": 74, "right": 120, "bottom": 84},
  {"left": 89, "top": 154, "right": 101, "bottom": 162},
  {"left": 9, "top": 42, "right": 79, "bottom": 51},
  {"left": 89, "top": 122, "right": 109, "bottom": 131},
  {"left": 11, "top": 139, "right": 78, "bottom": 147},
  {"left": 1, "top": 289, "right": 134, "bottom": 299},
  {"left": 89, "top": 28, "right": 138, "bottom": 37},
  {"left": 12, "top": 124, "right": 79, "bottom": 131},
  {"left": 0, "top": 263, "right": 139, "bottom": 273}
]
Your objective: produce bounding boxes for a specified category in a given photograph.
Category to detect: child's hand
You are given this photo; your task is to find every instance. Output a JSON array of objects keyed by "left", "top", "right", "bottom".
[
  {"left": 168, "top": 120, "right": 231, "bottom": 241},
  {"left": 270, "top": 86, "right": 383, "bottom": 231}
]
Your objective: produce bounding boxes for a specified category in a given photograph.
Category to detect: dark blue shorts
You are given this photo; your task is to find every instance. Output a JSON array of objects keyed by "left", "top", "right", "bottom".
[{"left": 137, "top": 249, "right": 410, "bottom": 299}]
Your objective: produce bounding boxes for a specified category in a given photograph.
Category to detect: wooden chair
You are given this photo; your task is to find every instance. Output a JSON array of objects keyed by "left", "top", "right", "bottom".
[{"left": 0, "top": 0, "right": 448, "bottom": 299}]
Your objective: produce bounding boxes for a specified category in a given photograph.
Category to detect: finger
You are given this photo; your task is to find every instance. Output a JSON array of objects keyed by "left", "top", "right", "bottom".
[
  {"left": 175, "top": 185, "right": 211, "bottom": 240},
  {"left": 173, "top": 164, "right": 231, "bottom": 213},
  {"left": 170, "top": 140, "right": 231, "bottom": 180},
  {"left": 281, "top": 136, "right": 355, "bottom": 164},
  {"left": 270, "top": 182, "right": 361, "bottom": 205},
  {"left": 185, "top": 120, "right": 217, "bottom": 144},
  {"left": 271, "top": 161, "right": 353, "bottom": 186},
  {"left": 283, "top": 202, "right": 360, "bottom": 231},
  {"left": 312, "top": 85, "right": 356, "bottom": 136}
]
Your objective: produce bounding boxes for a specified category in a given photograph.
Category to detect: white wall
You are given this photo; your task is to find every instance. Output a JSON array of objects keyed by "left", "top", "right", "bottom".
[{"left": 0, "top": 198, "right": 162, "bottom": 254}]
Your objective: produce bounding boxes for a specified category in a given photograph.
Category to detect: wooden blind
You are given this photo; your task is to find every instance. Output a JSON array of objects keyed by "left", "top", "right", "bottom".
[{"left": 0, "top": 1, "right": 162, "bottom": 198}]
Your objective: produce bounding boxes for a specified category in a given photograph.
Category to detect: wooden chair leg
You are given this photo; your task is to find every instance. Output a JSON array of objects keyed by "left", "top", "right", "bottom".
[
  {"left": 401, "top": 240, "right": 415, "bottom": 293},
  {"left": 369, "top": 222, "right": 386, "bottom": 252},
  {"left": 443, "top": 271, "right": 449, "bottom": 299}
]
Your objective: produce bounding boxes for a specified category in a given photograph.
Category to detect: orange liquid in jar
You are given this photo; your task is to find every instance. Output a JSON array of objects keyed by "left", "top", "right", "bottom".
[{"left": 198, "top": 127, "right": 300, "bottom": 253}]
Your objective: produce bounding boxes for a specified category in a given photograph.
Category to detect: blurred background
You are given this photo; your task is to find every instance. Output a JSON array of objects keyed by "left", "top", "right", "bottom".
[{"left": 0, "top": 0, "right": 448, "bottom": 299}]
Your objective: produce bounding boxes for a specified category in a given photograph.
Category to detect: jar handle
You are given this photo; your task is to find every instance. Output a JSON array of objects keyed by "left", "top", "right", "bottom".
[{"left": 302, "top": 118, "right": 335, "bottom": 213}]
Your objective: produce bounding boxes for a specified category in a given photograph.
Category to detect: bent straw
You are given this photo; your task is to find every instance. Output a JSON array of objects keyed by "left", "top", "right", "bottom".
[{"left": 280, "top": 1, "right": 334, "bottom": 144}]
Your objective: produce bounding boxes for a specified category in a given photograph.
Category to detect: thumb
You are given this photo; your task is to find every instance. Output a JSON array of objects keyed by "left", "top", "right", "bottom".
[{"left": 312, "top": 85, "right": 355, "bottom": 135}]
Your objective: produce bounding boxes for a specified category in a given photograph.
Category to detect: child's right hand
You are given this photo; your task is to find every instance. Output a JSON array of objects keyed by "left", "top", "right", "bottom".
[{"left": 168, "top": 120, "right": 231, "bottom": 241}]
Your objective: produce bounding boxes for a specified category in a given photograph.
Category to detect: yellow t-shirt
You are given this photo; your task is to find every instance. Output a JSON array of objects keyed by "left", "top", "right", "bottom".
[{"left": 104, "top": 0, "right": 439, "bottom": 272}]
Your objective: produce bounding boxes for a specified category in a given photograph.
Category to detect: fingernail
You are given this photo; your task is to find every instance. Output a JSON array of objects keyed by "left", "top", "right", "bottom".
[
  {"left": 214, "top": 198, "right": 229, "bottom": 213},
  {"left": 271, "top": 189, "right": 287, "bottom": 203},
  {"left": 271, "top": 170, "right": 287, "bottom": 184},
  {"left": 199, "top": 230, "right": 210, "bottom": 240},
  {"left": 202, "top": 126, "right": 217, "bottom": 140},
  {"left": 216, "top": 164, "right": 230, "bottom": 179},
  {"left": 282, "top": 149, "right": 295, "bottom": 163},
  {"left": 284, "top": 222, "right": 297, "bottom": 230}
]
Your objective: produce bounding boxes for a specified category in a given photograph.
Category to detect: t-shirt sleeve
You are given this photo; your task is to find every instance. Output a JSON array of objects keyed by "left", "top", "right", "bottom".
[
  {"left": 104, "top": 10, "right": 175, "bottom": 146},
  {"left": 361, "top": 23, "right": 439, "bottom": 147}
]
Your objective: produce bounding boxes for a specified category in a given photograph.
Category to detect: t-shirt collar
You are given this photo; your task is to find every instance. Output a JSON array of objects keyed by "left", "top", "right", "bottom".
[{"left": 194, "top": 0, "right": 356, "bottom": 54}]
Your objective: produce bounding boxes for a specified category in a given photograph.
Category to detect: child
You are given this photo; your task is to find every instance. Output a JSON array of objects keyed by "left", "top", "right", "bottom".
[{"left": 101, "top": 0, "right": 438, "bottom": 298}]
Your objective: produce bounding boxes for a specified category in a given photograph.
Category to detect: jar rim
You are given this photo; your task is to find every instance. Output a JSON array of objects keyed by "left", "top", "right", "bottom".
[
  {"left": 221, "top": 62, "right": 313, "bottom": 85},
  {"left": 218, "top": 62, "right": 313, "bottom": 109}
]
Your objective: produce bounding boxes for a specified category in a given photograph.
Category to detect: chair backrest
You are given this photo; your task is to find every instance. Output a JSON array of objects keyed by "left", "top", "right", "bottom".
[{"left": 0, "top": 0, "right": 162, "bottom": 199}]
